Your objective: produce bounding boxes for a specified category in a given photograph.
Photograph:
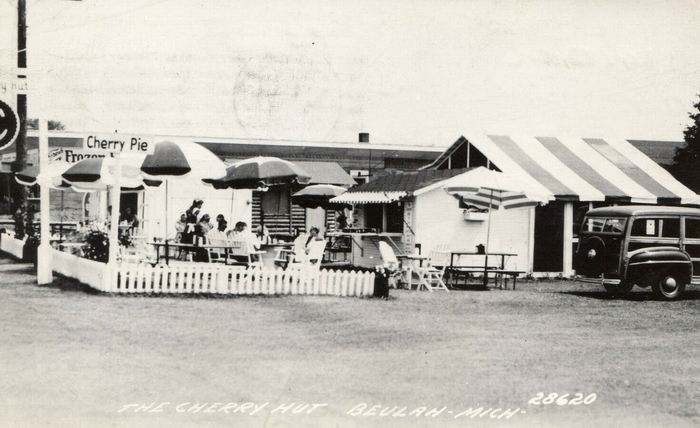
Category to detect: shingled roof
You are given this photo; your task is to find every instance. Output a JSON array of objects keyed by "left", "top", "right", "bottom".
[{"left": 346, "top": 168, "right": 472, "bottom": 194}]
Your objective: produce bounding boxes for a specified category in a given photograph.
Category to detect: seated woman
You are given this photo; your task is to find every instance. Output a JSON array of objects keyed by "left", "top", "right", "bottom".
[
  {"left": 174, "top": 214, "right": 188, "bottom": 242},
  {"left": 254, "top": 224, "right": 272, "bottom": 245}
]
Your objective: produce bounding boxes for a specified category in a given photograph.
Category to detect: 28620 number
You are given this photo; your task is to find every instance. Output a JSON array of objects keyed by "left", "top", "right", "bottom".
[{"left": 528, "top": 393, "right": 597, "bottom": 406}]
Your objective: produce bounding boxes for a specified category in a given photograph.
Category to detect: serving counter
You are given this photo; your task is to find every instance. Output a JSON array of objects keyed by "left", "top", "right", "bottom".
[{"left": 326, "top": 231, "right": 404, "bottom": 268}]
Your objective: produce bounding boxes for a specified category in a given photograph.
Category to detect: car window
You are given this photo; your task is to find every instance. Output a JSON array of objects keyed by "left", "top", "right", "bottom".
[
  {"left": 661, "top": 218, "right": 680, "bottom": 238},
  {"left": 686, "top": 218, "right": 700, "bottom": 239},
  {"left": 584, "top": 217, "right": 605, "bottom": 232},
  {"left": 631, "top": 217, "right": 680, "bottom": 238},
  {"left": 603, "top": 218, "right": 626, "bottom": 233}
]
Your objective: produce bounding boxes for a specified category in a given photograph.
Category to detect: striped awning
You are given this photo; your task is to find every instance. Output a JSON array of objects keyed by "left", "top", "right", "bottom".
[
  {"left": 330, "top": 191, "right": 408, "bottom": 204},
  {"left": 442, "top": 135, "right": 700, "bottom": 205}
]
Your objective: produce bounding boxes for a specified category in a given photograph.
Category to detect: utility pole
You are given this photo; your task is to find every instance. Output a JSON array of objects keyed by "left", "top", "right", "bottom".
[{"left": 12, "top": 0, "right": 28, "bottom": 212}]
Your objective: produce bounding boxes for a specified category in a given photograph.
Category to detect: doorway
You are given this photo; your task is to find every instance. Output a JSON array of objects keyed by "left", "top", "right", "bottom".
[{"left": 533, "top": 201, "right": 564, "bottom": 272}]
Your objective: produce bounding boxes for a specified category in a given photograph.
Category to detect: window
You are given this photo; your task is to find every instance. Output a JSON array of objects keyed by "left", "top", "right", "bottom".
[
  {"left": 661, "top": 218, "right": 680, "bottom": 238},
  {"left": 365, "top": 204, "right": 383, "bottom": 231},
  {"left": 603, "top": 218, "right": 626, "bottom": 234},
  {"left": 584, "top": 217, "right": 606, "bottom": 232},
  {"left": 631, "top": 218, "right": 680, "bottom": 238},
  {"left": 362, "top": 202, "right": 404, "bottom": 233},
  {"left": 583, "top": 217, "right": 627, "bottom": 234},
  {"left": 686, "top": 218, "right": 700, "bottom": 239},
  {"left": 385, "top": 202, "right": 404, "bottom": 233}
]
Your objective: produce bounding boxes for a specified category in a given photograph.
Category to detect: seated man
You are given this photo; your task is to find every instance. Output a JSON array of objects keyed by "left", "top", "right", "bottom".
[
  {"left": 206, "top": 219, "right": 228, "bottom": 246},
  {"left": 227, "top": 221, "right": 262, "bottom": 265}
]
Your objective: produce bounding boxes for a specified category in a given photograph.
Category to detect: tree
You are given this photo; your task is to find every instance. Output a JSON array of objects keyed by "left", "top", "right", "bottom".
[
  {"left": 26, "top": 119, "right": 67, "bottom": 131},
  {"left": 671, "top": 94, "right": 700, "bottom": 192}
]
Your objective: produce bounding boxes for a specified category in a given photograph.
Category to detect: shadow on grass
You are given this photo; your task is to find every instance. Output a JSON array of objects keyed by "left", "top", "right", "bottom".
[
  {"left": 50, "top": 274, "right": 102, "bottom": 295},
  {"left": 51, "top": 274, "right": 395, "bottom": 300},
  {"left": 560, "top": 289, "right": 700, "bottom": 301}
]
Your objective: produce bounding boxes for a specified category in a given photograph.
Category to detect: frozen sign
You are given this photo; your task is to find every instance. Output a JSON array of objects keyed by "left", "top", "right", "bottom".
[
  {"left": 49, "top": 148, "right": 114, "bottom": 164},
  {"left": 83, "top": 134, "right": 153, "bottom": 154}
]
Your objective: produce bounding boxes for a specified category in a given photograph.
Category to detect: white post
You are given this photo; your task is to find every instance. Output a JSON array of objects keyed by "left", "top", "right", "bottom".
[
  {"left": 482, "top": 189, "right": 493, "bottom": 288},
  {"left": 562, "top": 201, "right": 574, "bottom": 277},
  {"left": 36, "top": 118, "right": 53, "bottom": 285},
  {"left": 108, "top": 155, "right": 122, "bottom": 265},
  {"left": 527, "top": 206, "right": 535, "bottom": 274}
]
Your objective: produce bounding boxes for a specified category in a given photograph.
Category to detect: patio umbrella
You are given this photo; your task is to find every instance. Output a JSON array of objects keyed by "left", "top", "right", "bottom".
[
  {"left": 61, "top": 155, "right": 146, "bottom": 191},
  {"left": 291, "top": 184, "right": 349, "bottom": 209},
  {"left": 15, "top": 164, "right": 73, "bottom": 189},
  {"left": 203, "top": 156, "right": 311, "bottom": 232},
  {"left": 140, "top": 140, "right": 226, "bottom": 181},
  {"left": 139, "top": 140, "right": 227, "bottom": 238},
  {"left": 443, "top": 167, "right": 551, "bottom": 287},
  {"left": 203, "top": 156, "right": 311, "bottom": 190}
]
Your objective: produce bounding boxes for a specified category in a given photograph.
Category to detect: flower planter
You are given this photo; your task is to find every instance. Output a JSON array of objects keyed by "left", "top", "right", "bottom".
[{"left": 463, "top": 210, "right": 488, "bottom": 221}]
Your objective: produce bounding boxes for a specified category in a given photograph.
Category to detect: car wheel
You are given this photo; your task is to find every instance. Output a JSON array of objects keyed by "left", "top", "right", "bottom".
[
  {"left": 576, "top": 236, "right": 606, "bottom": 277},
  {"left": 651, "top": 271, "right": 686, "bottom": 300},
  {"left": 603, "top": 281, "right": 634, "bottom": 295}
]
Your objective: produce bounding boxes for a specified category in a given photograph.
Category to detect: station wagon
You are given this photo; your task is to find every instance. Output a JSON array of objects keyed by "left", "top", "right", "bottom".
[{"left": 575, "top": 205, "right": 700, "bottom": 300}]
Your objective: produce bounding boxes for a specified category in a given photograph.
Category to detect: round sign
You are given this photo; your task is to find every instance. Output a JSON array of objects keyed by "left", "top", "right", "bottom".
[{"left": 0, "top": 99, "right": 19, "bottom": 151}]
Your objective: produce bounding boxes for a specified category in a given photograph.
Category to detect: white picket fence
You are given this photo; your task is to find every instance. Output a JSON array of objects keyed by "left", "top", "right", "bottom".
[
  {"left": 0, "top": 232, "right": 26, "bottom": 260},
  {"left": 52, "top": 249, "right": 111, "bottom": 290},
  {"left": 106, "top": 263, "right": 376, "bottom": 296},
  {"left": 50, "top": 250, "right": 376, "bottom": 297}
]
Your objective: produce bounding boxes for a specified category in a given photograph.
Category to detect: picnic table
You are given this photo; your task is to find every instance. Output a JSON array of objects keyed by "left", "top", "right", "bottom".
[
  {"left": 448, "top": 251, "right": 523, "bottom": 289},
  {"left": 149, "top": 241, "right": 289, "bottom": 266}
]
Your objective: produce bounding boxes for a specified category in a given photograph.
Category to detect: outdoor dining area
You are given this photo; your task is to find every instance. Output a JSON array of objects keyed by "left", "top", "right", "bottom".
[{"left": 7, "top": 138, "right": 552, "bottom": 296}]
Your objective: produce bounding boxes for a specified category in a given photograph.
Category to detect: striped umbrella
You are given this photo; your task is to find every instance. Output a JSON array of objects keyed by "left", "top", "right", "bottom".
[
  {"left": 203, "top": 156, "right": 311, "bottom": 190},
  {"left": 15, "top": 164, "right": 73, "bottom": 189},
  {"left": 62, "top": 155, "right": 147, "bottom": 191},
  {"left": 443, "top": 167, "right": 550, "bottom": 287},
  {"left": 291, "top": 184, "right": 349, "bottom": 209},
  {"left": 139, "top": 140, "right": 226, "bottom": 238},
  {"left": 443, "top": 167, "right": 547, "bottom": 210},
  {"left": 140, "top": 140, "right": 226, "bottom": 181}
]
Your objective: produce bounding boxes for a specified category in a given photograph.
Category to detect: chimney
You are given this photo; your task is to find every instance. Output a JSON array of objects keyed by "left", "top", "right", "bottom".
[{"left": 358, "top": 132, "right": 370, "bottom": 143}]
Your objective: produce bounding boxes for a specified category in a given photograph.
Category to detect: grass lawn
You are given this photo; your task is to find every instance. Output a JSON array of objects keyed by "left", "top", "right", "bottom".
[{"left": 1, "top": 256, "right": 699, "bottom": 427}]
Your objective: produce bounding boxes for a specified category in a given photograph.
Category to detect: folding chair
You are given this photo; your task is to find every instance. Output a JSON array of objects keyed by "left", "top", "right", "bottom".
[
  {"left": 414, "top": 260, "right": 449, "bottom": 292},
  {"left": 288, "top": 239, "right": 328, "bottom": 270},
  {"left": 228, "top": 240, "right": 264, "bottom": 269}
]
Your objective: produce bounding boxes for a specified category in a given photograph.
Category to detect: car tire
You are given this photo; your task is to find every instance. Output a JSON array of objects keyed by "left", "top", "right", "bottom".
[
  {"left": 576, "top": 236, "right": 606, "bottom": 277},
  {"left": 651, "top": 271, "right": 686, "bottom": 301},
  {"left": 603, "top": 281, "right": 634, "bottom": 295}
]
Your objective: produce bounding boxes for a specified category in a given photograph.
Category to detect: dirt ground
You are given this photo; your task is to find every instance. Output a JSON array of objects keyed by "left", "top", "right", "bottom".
[{"left": 1, "top": 256, "right": 699, "bottom": 428}]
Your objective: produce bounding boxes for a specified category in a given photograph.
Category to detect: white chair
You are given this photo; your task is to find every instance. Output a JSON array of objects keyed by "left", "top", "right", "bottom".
[
  {"left": 228, "top": 240, "right": 264, "bottom": 269},
  {"left": 414, "top": 260, "right": 449, "bottom": 292},
  {"left": 205, "top": 235, "right": 230, "bottom": 263},
  {"left": 377, "top": 241, "right": 409, "bottom": 288},
  {"left": 288, "top": 239, "right": 328, "bottom": 270}
]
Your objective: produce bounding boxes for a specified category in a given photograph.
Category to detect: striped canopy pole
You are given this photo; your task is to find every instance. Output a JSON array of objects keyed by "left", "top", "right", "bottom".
[{"left": 483, "top": 188, "right": 493, "bottom": 288}]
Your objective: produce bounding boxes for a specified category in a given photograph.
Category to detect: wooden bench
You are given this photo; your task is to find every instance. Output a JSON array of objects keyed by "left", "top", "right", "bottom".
[{"left": 448, "top": 267, "right": 524, "bottom": 289}]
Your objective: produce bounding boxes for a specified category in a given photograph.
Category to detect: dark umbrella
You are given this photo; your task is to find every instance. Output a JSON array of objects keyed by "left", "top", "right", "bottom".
[
  {"left": 15, "top": 164, "right": 72, "bottom": 188},
  {"left": 203, "top": 156, "right": 311, "bottom": 189},
  {"left": 203, "top": 157, "right": 312, "bottom": 233},
  {"left": 291, "top": 184, "right": 350, "bottom": 209},
  {"left": 62, "top": 157, "right": 146, "bottom": 191},
  {"left": 139, "top": 140, "right": 226, "bottom": 239}
]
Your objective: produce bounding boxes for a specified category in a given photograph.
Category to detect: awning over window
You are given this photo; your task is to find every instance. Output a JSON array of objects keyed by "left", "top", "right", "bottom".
[{"left": 331, "top": 191, "right": 408, "bottom": 204}]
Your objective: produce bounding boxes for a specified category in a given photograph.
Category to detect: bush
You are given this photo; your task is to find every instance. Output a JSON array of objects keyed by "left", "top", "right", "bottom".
[{"left": 83, "top": 229, "right": 109, "bottom": 262}]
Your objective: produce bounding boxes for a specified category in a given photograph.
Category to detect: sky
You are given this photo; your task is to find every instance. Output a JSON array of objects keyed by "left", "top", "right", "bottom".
[{"left": 1, "top": 0, "right": 699, "bottom": 147}]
